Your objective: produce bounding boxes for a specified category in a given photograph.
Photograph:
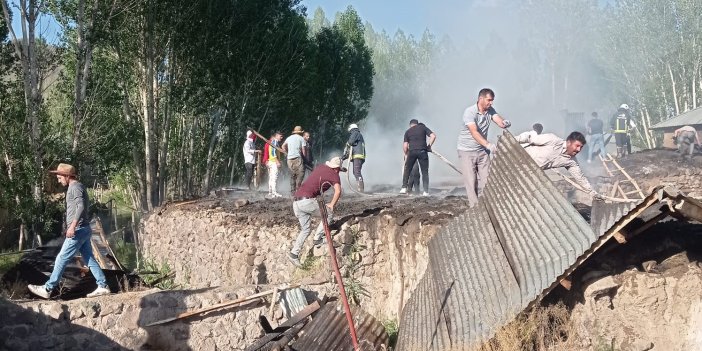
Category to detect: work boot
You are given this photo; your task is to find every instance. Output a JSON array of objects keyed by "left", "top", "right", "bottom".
[{"left": 357, "top": 179, "right": 364, "bottom": 193}]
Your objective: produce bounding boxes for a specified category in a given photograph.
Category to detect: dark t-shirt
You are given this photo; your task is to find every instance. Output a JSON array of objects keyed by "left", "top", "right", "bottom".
[
  {"left": 295, "top": 164, "right": 340, "bottom": 198},
  {"left": 404, "top": 124, "right": 433, "bottom": 151},
  {"left": 588, "top": 118, "right": 604, "bottom": 134}
]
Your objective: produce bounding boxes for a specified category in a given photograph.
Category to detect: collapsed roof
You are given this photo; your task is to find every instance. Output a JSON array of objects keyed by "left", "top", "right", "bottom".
[{"left": 396, "top": 131, "right": 702, "bottom": 350}]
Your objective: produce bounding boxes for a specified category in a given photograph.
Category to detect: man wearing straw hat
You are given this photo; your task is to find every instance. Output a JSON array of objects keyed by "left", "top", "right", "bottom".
[
  {"left": 27, "top": 163, "right": 111, "bottom": 299},
  {"left": 283, "top": 126, "right": 308, "bottom": 195},
  {"left": 287, "top": 156, "right": 346, "bottom": 267}
]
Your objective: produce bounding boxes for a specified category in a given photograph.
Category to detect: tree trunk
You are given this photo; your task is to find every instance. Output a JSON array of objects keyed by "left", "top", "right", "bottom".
[
  {"left": 202, "top": 109, "right": 224, "bottom": 196},
  {"left": 140, "top": 3, "right": 158, "bottom": 211},
  {"left": 668, "top": 63, "right": 680, "bottom": 115},
  {"left": 70, "top": 0, "right": 99, "bottom": 155},
  {"left": 3, "top": 0, "right": 45, "bottom": 247}
]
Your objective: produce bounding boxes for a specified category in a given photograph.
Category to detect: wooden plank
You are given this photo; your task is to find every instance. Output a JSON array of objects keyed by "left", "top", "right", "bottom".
[
  {"left": 560, "top": 278, "right": 572, "bottom": 290},
  {"left": 617, "top": 184, "right": 628, "bottom": 199},
  {"left": 612, "top": 232, "right": 627, "bottom": 244},
  {"left": 610, "top": 181, "right": 620, "bottom": 198},
  {"left": 146, "top": 284, "right": 300, "bottom": 326}
]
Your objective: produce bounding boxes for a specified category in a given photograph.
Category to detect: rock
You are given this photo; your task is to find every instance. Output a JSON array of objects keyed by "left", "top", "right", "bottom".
[
  {"left": 580, "top": 270, "right": 609, "bottom": 284},
  {"left": 584, "top": 276, "right": 619, "bottom": 299},
  {"left": 642, "top": 260, "right": 657, "bottom": 272}
]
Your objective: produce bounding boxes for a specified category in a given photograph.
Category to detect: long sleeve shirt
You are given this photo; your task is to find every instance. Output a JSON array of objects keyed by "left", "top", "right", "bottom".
[
  {"left": 515, "top": 133, "right": 594, "bottom": 193},
  {"left": 243, "top": 138, "right": 256, "bottom": 164},
  {"left": 65, "top": 181, "right": 91, "bottom": 229}
]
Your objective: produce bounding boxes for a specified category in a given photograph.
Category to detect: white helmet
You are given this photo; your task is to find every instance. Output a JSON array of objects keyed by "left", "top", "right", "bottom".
[
  {"left": 348, "top": 123, "right": 358, "bottom": 131},
  {"left": 619, "top": 103, "right": 630, "bottom": 110}
]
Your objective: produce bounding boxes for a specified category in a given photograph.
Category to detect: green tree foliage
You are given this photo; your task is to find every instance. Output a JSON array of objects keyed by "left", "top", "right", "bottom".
[{"left": 593, "top": 0, "right": 702, "bottom": 147}]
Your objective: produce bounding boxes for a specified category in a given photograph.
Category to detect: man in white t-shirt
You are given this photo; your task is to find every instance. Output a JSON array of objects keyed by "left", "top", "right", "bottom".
[{"left": 457, "top": 88, "right": 511, "bottom": 207}]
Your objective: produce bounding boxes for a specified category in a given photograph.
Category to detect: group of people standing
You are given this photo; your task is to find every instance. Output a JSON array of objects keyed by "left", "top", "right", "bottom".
[
  {"left": 242, "top": 127, "right": 315, "bottom": 198},
  {"left": 242, "top": 124, "right": 366, "bottom": 198}
]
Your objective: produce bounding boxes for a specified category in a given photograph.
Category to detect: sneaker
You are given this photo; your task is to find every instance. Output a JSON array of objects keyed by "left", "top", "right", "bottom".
[
  {"left": 422, "top": 191, "right": 429, "bottom": 196},
  {"left": 587, "top": 159, "right": 592, "bottom": 163},
  {"left": 399, "top": 188, "right": 407, "bottom": 194},
  {"left": 287, "top": 252, "right": 302, "bottom": 267},
  {"left": 273, "top": 192, "right": 283, "bottom": 198},
  {"left": 28, "top": 284, "right": 51, "bottom": 299},
  {"left": 313, "top": 237, "right": 326, "bottom": 247},
  {"left": 87, "top": 286, "right": 111, "bottom": 298}
]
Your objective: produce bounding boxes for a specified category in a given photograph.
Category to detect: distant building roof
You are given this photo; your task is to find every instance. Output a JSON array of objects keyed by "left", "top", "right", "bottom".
[{"left": 651, "top": 107, "right": 702, "bottom": 129}]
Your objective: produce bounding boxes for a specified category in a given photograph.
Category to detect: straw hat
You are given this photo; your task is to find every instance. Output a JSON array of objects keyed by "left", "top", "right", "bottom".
[
  {"left": 325, "top": 157, "right": 347, "bottom": 172},
  {"left": 291, "top": 126, "right": 304, "bottom": 134},
  {"left": 49, "top": 163, "right": 77, "bottom": 177}
]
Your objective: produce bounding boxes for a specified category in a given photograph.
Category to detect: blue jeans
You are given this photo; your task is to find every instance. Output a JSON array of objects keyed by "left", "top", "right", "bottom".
[
  {"left": 589, "top": 134, "right": 607, "bottom": 161},
  {"left": 291, "top": 198, "right": 333, "bottom": 256},
  {"left": 45, "top": 226, "right": 107, "bottom": 291}
]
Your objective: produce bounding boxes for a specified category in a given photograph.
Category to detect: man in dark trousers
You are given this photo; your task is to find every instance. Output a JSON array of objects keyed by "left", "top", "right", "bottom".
[
  {"left": 400, "top": 119, "right": 436, "bottom": 196},
  {"left": 343, "top": 123, "right": 366, "bottom": 192},
  {"left": 28, "top": 163, "right": 111, "bottom": 299},
  {"left": 287, "top": 156, "right": 346, "bottom": 267},
  {"left": 610, "top": 104, "right": 632, "bottom": 158}
]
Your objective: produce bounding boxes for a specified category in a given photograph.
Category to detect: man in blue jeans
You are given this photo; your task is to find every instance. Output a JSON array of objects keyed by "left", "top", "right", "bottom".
[
  {"left": 28, "top": 163, "right": 110, "bottom": 299},
  {"left": 587, "top": 112, "right": 607, "bottom": 162}
]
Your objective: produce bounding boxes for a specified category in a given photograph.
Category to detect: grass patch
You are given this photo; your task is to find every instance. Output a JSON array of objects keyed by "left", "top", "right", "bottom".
[
  {"left": 476, "top": 302, "right": 575, "bottom": 351},
  {"left": 343, "top": 225, "right": 368, "bottom": 305},
  {"left": 139, "top": 259, "right": 178, "bottom": 290},
  {"left": 0, "top": 251, "right": 22, "bottom": 277},
  {"left": 382, "top": 318, "right": 399, "bottom": 348}
]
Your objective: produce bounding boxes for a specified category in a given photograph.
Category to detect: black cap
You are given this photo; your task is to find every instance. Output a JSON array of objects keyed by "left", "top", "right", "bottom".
[{"left": 409, "top": 118, "right": 419, "bottom": 125}]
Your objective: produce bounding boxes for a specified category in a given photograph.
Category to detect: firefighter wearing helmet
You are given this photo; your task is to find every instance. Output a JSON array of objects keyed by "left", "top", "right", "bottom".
[{"left": 610, "top": 103, "right": 635, "bottom": 158}]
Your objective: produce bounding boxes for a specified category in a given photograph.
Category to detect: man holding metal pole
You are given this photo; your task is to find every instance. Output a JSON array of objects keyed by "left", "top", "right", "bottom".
[
  {"left": 400, "top": 120, "right": 436, "bottom": 196},
  {"left": 287, "top": 156, "right": 346, "bottom": 267},
  {"left": 457, "top": 88, "right": 511, "bottom": 207}
]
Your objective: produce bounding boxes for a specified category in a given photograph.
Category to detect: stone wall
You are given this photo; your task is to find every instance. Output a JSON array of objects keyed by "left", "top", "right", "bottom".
[
  {"left": 1, "top": 286, "right": 281, "bottom": 351},
  {"left": 140, "top": 202, "right": 459, "bottom": 321}
]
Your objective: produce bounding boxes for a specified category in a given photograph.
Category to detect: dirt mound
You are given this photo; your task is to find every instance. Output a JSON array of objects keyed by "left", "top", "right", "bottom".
[
  {"left": 564, "top": 220, "right": 702, "bottom": 350},
  {"left": 602, "top": 149, "right": 702, "bottom": 195}
]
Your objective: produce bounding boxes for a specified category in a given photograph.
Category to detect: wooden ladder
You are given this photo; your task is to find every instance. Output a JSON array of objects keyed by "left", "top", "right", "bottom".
[{"left": 599, "top": 153, "right": 645, "bottom": 200}]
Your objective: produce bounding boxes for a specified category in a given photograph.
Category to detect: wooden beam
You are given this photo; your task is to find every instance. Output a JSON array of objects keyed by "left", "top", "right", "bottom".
[
  {"left": 612, "top": 232, "right": 627, "bottom": 244},
  {"left": 146, "top": 284, "right": 300, "bottom": 326},
  {"left": 560, "top": 278, "right": 572, "bottom": 290}
]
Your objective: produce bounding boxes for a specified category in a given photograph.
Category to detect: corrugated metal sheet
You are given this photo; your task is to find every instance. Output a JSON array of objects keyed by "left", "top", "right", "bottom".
[
  {"left": 397, "top": 131, "right": 597, "bottom": 350},
  {"left": 590, "top": 198, "right": 646, "bottom": 236},
  {"left": 291, "top": 301, "right": 389, "bottom": 351},
  {"left": 650, "top": 107, "right": 702, "bottom": 129}
]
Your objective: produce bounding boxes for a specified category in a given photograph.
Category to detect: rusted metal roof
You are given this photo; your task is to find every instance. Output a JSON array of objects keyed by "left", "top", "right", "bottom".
[
  {"left": 397, "top": 131, "right": 597, "bottom": 350},
  {"left": 291, "top": 301, "right": 389, "bottom": 351}
]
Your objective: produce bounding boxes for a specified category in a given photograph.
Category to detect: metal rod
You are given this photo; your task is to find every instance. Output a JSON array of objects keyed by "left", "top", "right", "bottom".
[
  {"left": 430, "top": 149, "right": 463, "bottom": 175},
  {"left": 317, "top": 197, "right": 359, "bottom": 350}
]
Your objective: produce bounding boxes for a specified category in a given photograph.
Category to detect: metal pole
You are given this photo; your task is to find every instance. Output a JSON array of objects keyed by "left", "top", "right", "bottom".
[{"left": 317, "top": 196, "right": 359, "bottom": 350}]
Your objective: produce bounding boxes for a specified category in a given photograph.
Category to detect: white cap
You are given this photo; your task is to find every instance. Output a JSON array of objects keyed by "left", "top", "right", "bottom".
[
  {"left": 619, "top": 103, "right": 629, "bottom": 110},
  {"left": 246, "top": 130, "right": 252, "bottom": 138},
  {"left": 348, "top": 123, "right": 358, "bottom": 131}
]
